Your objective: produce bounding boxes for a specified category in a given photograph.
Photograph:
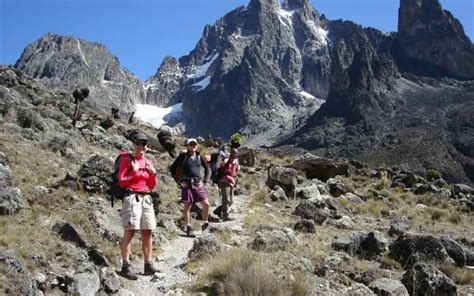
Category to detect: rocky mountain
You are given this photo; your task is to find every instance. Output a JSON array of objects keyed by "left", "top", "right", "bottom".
[
  {"left": 14, "top": 33, "right": 144, "bottom": 114},
  {"left": 11, "top": 0, "right": 474, "bottom": 184},
  {"left": 144, "top": 0, "right": 474, "bottom": 183},
  {"left": 145, "top": 0, "right": 328, "bottom": 144}
]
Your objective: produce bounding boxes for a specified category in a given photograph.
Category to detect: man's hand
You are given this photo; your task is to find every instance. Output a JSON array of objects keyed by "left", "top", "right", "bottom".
[{"left": 180, "top": 182, "right": 188, "bottom": 188}]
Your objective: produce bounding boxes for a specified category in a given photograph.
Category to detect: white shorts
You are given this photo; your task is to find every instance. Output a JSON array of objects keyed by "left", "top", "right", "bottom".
[{"left": 120, "top": 193, "right": 156, "bottom": 230}]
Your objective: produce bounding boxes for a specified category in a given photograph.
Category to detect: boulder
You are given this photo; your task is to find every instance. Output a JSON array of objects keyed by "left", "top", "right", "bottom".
[
  {"left": 369, "top": 278, "right": 408, "bottom": 296},
  {"left": 389, "top": 233, "right": 448, "bottom": 266},
  {"left": 290, "top": 155, "right": 351, "bottom": 182},
  {"left": 440, "top": 237, "right": 467, "bottom": 267},
  {"left": 188, "top": 235, "right": 223, "bottom": 259},
  {"left": 293, "top": 200, "right": 328, "bottom": 224},
  {"left": 388, "top": 217, "right": 412, "bottom": 237},
  {"left": 332, "top": 231, "right": 387, "bottom": 260},
  {"left": 267, "top": 165, "right": 298, "bottom": 198},
  {"left": 401, "top": 262, "right": 457, "bottom": 296},
  {"left": 249, "top": 226, "right": 298, "bottom": 252},
  {"left": 237, "top": 147, "right": 260, "bottom": 167},
  {"left": 294, "top": 219, "right": 316, "bottom": 233}
]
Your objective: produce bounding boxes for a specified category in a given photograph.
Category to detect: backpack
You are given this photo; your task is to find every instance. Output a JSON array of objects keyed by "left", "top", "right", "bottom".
[
  {"left": 209, "top": 152, "right": 221, "bottom": 184},
  {"left": 110, "top": 152, "right": 134, "bottom": 207}
]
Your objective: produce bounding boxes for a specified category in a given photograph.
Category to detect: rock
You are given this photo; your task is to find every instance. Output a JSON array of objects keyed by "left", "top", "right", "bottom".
[
  {"left": 452, "top": 183, "right": 474, "bottom": 196},
  {"left": 294, "top": 219, "right": 316, "bottom": 233},
  {"left": 100, "top": 268, "right": 121, "bottom": 294},
  {"left": 53, "top": 222, "right": 88, "bottom": 248},
  {"left": 343, "top": 283, "right": 375, "bottom": 296},
  {"left": 369, "top": 278, "right": 408, "bottom": 296},
  {"left": 188, "top": 235, "right": 223, "bottom": 259},
  {"left": 388, "top": 217, "right": 412, "bottom": 237},
  {"left": 328, "top": 179, "right": 354, "bottom": 197},
  {"left": 249, "top": 226, "right": 298, "bottom": 252},
  {"left": 293, "top": 200, "right": 328, "bottom": 224},
  {"left": 0, "top": 164, "right": 24, "bottom": 215},
  {"left": 81, "top": 176, "right": 107, "bottom": 193},
  {"left": 237, "top": 147, "right": 260, "bottom": 167},
  {"left": 440, "top": 237, "right": 467, "bottom": 267},
  {"left": 87, "top": 248, "right": 109, "bottom": 267},
  {"left": 77, "top": 154, "right": 114, "bottom": 185},
  {"left": 290, "top": 155, "right": 351, "bottom": 182},
  {"left": 73, "top": 270, "right": 101, "bottom": 296},
  {"left": 273, "top": 251, "right": 313, "bottom": 272},
  {"left": 157, "top": 130, "right": 177, "bottom": 158},
  {"left": 389, "top": 233, "right": 448, "bottom": 266},
  {"left": 99, "top": 117, "right": 114, "bottom": 130},
  {"left": 269, "top": 186, "right": 288, "bottom": 201},
  {"left": 401, "top": 262, "right": 457, "bottom": 296},
  {"left": 332, "top": 231, "right": 387, "bottom": 260},
  {"left": 465, "top": 248, "right": 474, "bottom": 266},
  {"left": 325, "top": 198, "right": 351, "bottom": 219},
  {"left": 266, "top": 165, "right": 298, "bottom": 198},
  {"left": 335, "top": 216, "right": 355, "bottom": 229},
  {"left": 0, "top": 249, "right": 24, "bottom": 273},
  {"left": 296, "top": 184, "right": 321, "bottom": 200},
  {"left": 343, "top": 193, "right": 364, "bottom": 204}
]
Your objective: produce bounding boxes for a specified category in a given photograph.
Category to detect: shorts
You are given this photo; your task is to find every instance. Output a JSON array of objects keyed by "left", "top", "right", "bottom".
[
  {"left": 181, "top": 184, "right": 208, "bottom": 204},
  {"left": 120, "top": 193, "right": 156, "bottom": 230}
]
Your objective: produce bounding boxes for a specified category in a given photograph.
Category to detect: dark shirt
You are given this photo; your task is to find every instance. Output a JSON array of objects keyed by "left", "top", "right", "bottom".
[{"left": 170, "top": 152, "right": 210, "bottom": 184}]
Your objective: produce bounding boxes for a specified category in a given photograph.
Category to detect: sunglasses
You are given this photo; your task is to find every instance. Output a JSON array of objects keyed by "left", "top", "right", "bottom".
[{"left": 134, "top": 141, "right": 148, "bottom": 147}]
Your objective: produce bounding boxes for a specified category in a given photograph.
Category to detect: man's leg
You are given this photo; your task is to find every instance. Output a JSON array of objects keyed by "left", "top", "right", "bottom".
[{"left": 183, "top": 202, "right": 192, "bottom": 226}]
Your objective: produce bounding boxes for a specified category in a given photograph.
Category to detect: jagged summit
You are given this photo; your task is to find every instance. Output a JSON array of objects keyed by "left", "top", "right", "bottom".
[
  {"left": 397, "top": 0, "right": 474, "bottom": 79},
  {"left": 14, "top": 33, "right": 144, "bottom": 113}
]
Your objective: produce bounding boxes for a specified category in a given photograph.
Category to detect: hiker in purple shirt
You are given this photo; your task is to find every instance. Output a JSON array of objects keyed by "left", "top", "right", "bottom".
[{"left": 170, "top": 138, "right": 210, "bottom": 236}]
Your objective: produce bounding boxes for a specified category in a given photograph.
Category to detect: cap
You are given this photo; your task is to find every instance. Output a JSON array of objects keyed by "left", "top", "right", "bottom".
[
  {"left": 186, "top": 138, "right": 198, "bottom": 145},
  {"left": 134, "top": 132, "right": 148, "bottom": 142}
]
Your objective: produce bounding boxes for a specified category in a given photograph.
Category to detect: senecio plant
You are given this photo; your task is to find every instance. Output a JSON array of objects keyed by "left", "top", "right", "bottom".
[
  {"left": 230, "top": 133, "right": 244, "bottom": 149},
  {"left": 71, "top": 88, "right": 90, "bottom": 128}
]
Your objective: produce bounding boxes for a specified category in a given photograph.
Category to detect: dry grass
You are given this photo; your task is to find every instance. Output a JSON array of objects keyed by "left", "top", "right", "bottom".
[
  {"left": 249, "top": 187, "right": 269, "bottom": 206},
  {"left": 351, "top": 199, "right": 391, "bottom": 218},
  {"left": 243, "top": 207, "right": 279, "bottom": 229},
  {"left": 436, "top": 264, "right": 474, "bottom": 285},
  {"left": 196, "top": 249, "right": 312, "bottom": 296}
]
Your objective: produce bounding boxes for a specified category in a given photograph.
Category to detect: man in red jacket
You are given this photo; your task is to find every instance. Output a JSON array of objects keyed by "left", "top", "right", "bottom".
[{"left": 218, "top": 148, "right": 240, "bottom": 221}]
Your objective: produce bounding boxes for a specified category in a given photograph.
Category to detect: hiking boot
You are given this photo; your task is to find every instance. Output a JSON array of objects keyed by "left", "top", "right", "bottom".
[
  {"left": 222, "top": 217, "right": 235, "bottom": 222},
  {"left": 120, "top": 263, "right": 138, "bottom": 280},
  {"left": 201, "top": 222, "right": 210, "bottom": 232},
  {"left": 144, "top": 262, "right": 160, "bottom": 275},
  {"left": 185, "top": 224, "right": 194, "bottom": 237}
]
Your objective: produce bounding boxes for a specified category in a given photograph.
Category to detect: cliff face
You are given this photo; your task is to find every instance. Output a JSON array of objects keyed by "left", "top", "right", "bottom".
[{"left": 14, "top": 33, "right": 144, "bottom": 114}]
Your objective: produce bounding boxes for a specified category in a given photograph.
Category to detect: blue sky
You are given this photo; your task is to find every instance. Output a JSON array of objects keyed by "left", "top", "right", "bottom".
[{"left": 1, "top": 0, "right": 472, "bottom": 81}]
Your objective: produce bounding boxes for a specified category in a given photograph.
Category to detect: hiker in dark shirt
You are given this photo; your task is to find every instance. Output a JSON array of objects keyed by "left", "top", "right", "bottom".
[{"left": 170, "top": 138, "right": 210, "bottom": 236}]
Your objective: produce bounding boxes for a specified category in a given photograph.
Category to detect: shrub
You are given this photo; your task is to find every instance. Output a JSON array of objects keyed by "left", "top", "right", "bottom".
[{"left": 426, "top": 169, "right": 442, "bottom": 181}]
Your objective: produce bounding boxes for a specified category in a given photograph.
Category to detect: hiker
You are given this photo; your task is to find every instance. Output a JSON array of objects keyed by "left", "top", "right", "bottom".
[
  {"left": 117, "top": 132, "right": 159, "bottom": 280},
  {"left": 170, "top": 138, "right": 210, "bottom": 236},
  {"left": 217, "top": 148, "right": 240, "bottom": 221}
]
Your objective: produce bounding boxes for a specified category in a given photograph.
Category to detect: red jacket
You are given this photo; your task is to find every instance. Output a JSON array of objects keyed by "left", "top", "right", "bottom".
[
  {"left": 219, "top": 158, "right": 239, "bottom": 185},
  {"left": 118, "top": 152, "right": 157, "bottom": 192}
]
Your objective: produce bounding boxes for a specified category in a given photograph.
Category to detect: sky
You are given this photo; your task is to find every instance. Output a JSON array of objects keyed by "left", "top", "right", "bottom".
[{"left": 1, "top": 0, "right": 473, "bottom": 81}]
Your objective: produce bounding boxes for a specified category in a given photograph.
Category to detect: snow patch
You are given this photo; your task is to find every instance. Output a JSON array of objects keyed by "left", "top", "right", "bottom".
[
  {"left": 187, "top": 53, "right": 219, "bottom": 79},
  {"left": 135, "top": 103, "right": 183, "bottom": 129},
  {"left": 277, "top": 8, "right": 294, "bottom": 29},
  {"left": 299, "top": 91, "right": 316, "bottom": 99},
  {"left": 307, "top": 21, "right": 328, "bottom": 45},
  {"left": 190, "top": 76, "right": 211, "bottom": 92},
  {"left": 76, "top": 40, "right": 89, "bottom": 67}
]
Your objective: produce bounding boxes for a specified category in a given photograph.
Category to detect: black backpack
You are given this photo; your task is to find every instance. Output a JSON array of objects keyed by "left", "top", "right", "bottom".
[{"left": 110, "top": 153, "right": 134, "bottom": 207}]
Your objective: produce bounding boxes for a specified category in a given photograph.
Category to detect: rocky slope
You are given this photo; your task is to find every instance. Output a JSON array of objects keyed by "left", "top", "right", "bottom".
[
  {"left": 14, "top": 33, "right": 144, "bottom": 115},
  {"left": 0, "top": 66, "right": 473, "bottom": 295}
]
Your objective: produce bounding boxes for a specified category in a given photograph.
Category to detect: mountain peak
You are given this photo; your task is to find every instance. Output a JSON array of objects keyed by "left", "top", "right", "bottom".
[{"left": 282, "top": 0, "right": 310, "bottom": 10}]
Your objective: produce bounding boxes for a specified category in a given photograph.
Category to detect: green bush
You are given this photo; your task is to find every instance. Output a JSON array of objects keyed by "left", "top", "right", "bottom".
[{"left": 426, "top": 169, "right": 442, "bottom": 181}]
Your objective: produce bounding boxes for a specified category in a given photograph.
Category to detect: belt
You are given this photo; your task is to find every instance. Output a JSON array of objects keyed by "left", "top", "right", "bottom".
[{"left": 132, "top": 191, "right": 150, "bottom": 196}]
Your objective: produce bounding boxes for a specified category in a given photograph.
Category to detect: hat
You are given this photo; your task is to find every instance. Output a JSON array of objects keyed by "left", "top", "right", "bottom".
[
  {"left": 186, "top": 138, "right": 198, "bottom": 145},
  {"left": 134, "top": 132, "right": 148, "bottom": 142}
]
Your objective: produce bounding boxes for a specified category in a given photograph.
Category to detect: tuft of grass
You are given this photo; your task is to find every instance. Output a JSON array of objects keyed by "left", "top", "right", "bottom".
[
  {"left": 199, "top": 249, "right": 312, "bottom": 296},
  {"left": 352, "top": 199, "right": 391, "bottom": 218},
  {"left": 436, "top": 264, "right": 474, "bottom": 285},
  {"left": 249, "top": 188, "right": 268, "bottom": 206}
]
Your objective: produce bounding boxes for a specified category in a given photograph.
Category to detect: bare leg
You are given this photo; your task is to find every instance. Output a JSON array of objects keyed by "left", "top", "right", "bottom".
[
  {"left": 201, "top": 199, "right": 209, "bottom": 222},
  {"left": 121, "top": 229, "right": 136, "bottom": 263},
  {"left": 183, "top": 202, "right": 192, "bottom": 225},
  {"left": 141, "top": 229, "right": 153, "bottom": 262}
]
